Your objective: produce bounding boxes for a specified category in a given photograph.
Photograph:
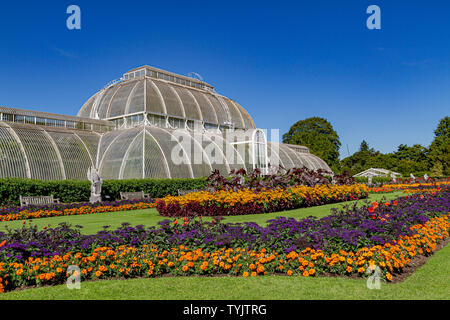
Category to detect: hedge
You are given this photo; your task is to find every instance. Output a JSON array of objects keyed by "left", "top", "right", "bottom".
[{"left": 0, "top": 178, "right": 207, "bottom": 206}]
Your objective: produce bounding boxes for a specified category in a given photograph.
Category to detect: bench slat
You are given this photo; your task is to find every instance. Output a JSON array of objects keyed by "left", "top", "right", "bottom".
[
  {"left": 20, "top": 195, "right": 60, "bottom": 207},
  {"left": 119, "top": 191, "right": 152, "bottom": 201}
]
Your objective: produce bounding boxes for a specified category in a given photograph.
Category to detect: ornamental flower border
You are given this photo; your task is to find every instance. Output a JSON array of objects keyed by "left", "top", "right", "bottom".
[
  {"left": 0, "top": 200, "right": 156, "bottom": 222},
  {"left": 369, "top": 181, "right": 450, "bottom": 194},
  {"left": 0, "top": 213, "right": 448, "bottom": 293},
  {"left": 0, "top": 191, "right": 448, "bottom": 293},
  {"left": 156, "top": 184, "right": 369, "bottom": 217}
]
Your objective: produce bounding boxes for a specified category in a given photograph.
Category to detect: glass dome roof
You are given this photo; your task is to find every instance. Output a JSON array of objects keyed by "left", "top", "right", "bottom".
[{"left": 78, "top": 66, "right": 255, "bottom": 130}]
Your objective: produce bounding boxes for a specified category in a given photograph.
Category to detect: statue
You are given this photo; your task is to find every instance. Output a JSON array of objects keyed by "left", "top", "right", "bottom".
[
  {"left": 410, "top": 173, "right": 415, "bottom": 182},
  {"left": 368, "top": 175, "right": 373, "bottom": 185},
  {"left": 424, "top": 173, "right": 429, "bottom": 181},
  {"left": 331, "top": 174, "right": 337, "bottom": 185},
  {"left": 390, "top": 172, "right": 397, "bottom": 183},
  {"left": 88, "top": 166, "right": 102, "bottom": 203}
]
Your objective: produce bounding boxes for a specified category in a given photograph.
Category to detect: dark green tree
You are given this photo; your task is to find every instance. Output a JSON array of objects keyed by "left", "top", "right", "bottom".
[
  {"left": 282, "top": 117, "right": 341, "bottom": 171},
  {"left": 428, "top": 116, "right": 450, "bottom": 176},
  {"left": 359, "top": 140, "right": 369, "bottom": 152}
]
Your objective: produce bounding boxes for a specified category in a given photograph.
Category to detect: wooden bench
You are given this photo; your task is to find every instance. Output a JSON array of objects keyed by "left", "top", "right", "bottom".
[
  {"left": 119, "top": 191, "right": 152, "bottom": 201},
  {"left": 20, "top": 195, "right": 60, "bottom": 207},
  {"left": 177, "top": 189, "right": 200, "bottom": 196}
]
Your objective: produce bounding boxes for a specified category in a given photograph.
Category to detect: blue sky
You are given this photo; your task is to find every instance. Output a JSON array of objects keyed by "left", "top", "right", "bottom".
[{"left": 0, "top": 1, "right": 448, "bottom": 158}]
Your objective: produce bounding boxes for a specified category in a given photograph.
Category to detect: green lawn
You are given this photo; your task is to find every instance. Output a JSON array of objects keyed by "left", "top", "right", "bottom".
[
  {"left": 1, "top": 239, "right": 448, "bottom": 300},
  {"left": 0, "top": 192, "right": 403, "bottom": 235}
]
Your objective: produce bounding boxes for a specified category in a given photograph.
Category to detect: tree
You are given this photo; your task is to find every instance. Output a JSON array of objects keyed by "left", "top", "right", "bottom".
[
  {"left": 340, "top": 142, "right": 430, "bottom": 176},
  {"left": 282, "top": 117, "right": 341, "bottom": 171},
  {"left": 428, "top": 116, "right": 450, "bottom": 176},
  {"left": 359, "top": 140, "right": 369, "bottom": 152}
]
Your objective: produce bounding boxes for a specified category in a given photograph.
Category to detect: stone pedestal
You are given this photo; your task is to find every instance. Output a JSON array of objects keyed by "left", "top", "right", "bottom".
[{"left": 90, "top": 194, "right": 101, "bottom": 204}]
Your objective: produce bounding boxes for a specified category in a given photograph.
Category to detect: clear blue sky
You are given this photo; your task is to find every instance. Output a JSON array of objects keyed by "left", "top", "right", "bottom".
[{"left": 0, "top": 1, "right": 448, "bottom": 158}]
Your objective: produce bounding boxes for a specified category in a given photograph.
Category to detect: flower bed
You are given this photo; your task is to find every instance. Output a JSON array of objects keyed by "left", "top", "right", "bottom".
[
  {"left": 156, "top": 184, "right": 369, "bottom": 217},
  {"left": 0, "top": 212, "right": 448, "bottom": 293},
  {"left": 0, "top": 200, "right": 156, "bottom": 222},
  {"left": 369, "top": 181, "right": 450, "bottom": 194},
  {"left": 0, "top": 191, "right": 449, "bottom": 292}
]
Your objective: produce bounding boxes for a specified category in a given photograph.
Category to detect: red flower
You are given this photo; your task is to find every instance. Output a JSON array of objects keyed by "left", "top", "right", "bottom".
[
  {"left": 0, "top": 240, "right": 6, "bottom": 248},
  {"left": 174, "top": 219, "right": 178, "bottom": 225},
  {"left": 368, "top": 206, "right": 375, "bottom": 213},
  {"left": 393, "top": 201, "right": 398, "bottom": 206}
]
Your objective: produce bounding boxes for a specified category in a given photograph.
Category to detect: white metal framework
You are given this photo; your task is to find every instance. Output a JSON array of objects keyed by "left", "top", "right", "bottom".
[
  {"left": 0, "top": 65, "right": 333, "bottom": 180},
  {"left": 353, "top": 168, "right": 401, "bottom": 178}
]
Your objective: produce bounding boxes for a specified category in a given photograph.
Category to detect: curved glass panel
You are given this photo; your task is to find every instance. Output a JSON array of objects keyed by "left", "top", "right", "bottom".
[
  {"left": 266, "top": 142, "right": 283, "bottom": 169},
  {"left": 12, "top": 127, "right": 63, "bottom": 180},
  {"left": 78, "top": 94, "right": 96, "bottom": 118},
  {"left": 99, "top": 127, "right": 142, "bottom": 179},
  {"left": 189, "top": 90, "right": 217, "bottom": 124},
  {"left": 121, "top": 132, "right": 144, "bottom": 179},
  {"left": 127, "top": 80, "right": 145, "bottom": 115},
  {"left": 0, "top": 125, "right": 28, "bottom": 178},
  {"left": 277, "top": 144, "right": 295, "bottom": 169},
  {"left": 144, "top": 131, "right": 170, "bottom": 179},
  {"left": 222, "top": 97, "right": 245, "bottom": 129},
  {"left": 171, "top": 86, "right": 201, "bottom": 120},
  {"left": 232, "top": 101, "right": 255, "bottom": 129},
  {"left": 47, "top": 131, "right": 92, "bottom": 180},
  {"left": 108, "top": 81, "right": 136, "bottom": 118},
  {"left": 146, "top": 127, "right": 193, "bottom": 178},
  {"left": 97, "top": 86, "right": 119, "bottom": 119},
  {"left": 75, "top": 132, "right": 100, "bottom": 166},
  {"left": 145, "top": 80, "right": 166, "bottom": 115},
  {"left": 97, "top": 130, "right": 124, "bottom": 165},
  {"left": 205, "top": 95, "right": 228, "bottom": 125},
  {"left": 174, "top": 130, "right": 212, "bottom": 177},
  {"left": 281, "top": 145, "right": 308, "bottom": 169},
  {"left": 284, "top": 146, "right": 310, "bottom": 169},
  {"left": 153, "top": 81, "right": 184, "bottom": 118}
]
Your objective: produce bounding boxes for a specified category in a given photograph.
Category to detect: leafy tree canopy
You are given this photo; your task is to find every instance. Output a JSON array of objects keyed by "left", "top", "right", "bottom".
[
  {"left": 428, "top": 116, "right": 450, "bottom": 175},
  {"left": 282, "top": 117, "right": 341, "bottom": 171}
]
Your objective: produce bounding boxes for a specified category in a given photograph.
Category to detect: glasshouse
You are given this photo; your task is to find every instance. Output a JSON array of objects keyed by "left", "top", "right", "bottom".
[{"left": 0, "top": 65, "right": 331, "bottom": 180}]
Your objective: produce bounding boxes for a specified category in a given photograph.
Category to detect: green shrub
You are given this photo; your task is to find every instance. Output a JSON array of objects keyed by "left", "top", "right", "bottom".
[{"left": 0, "top": 178, "right": 207, "bottom": 206}]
